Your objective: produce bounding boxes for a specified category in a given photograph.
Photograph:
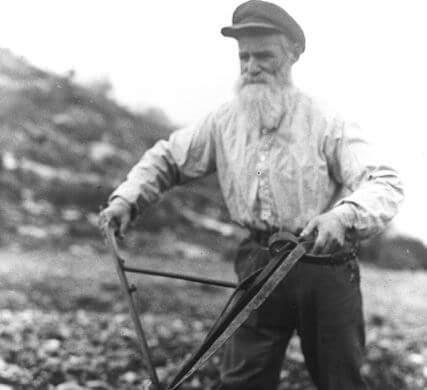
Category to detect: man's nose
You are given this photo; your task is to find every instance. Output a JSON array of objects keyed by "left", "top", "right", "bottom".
[{"left": 246, "top": 57, "right": 261, "bottom": 76}]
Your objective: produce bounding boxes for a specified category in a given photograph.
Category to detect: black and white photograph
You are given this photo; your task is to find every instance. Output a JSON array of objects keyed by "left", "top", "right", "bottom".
[{"left": 1, "top": 1, "right": 426, "bottom": 389}]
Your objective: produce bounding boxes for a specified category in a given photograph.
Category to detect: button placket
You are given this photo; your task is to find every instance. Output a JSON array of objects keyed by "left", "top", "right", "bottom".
[{"left": 257, "top": 131, "right": 276, "bottom": 224}]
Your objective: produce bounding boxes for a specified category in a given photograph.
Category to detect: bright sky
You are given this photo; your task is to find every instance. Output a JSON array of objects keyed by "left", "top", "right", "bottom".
[{"left": 1, "top": 0, "right": 426, "bottom": 241}]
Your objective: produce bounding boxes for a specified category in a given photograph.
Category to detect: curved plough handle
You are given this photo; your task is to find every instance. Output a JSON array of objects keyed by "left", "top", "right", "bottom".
[{"left": 102, "top": 224, "right": 162, "bottom": 390}]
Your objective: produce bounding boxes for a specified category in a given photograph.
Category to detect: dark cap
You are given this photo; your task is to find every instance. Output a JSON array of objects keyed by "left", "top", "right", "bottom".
[{"left": 221, "top": 0, "right": 305, "bottom": 52}]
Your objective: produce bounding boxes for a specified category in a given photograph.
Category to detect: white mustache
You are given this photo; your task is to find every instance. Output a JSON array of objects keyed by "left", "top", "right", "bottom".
[
  {"left": 242, "top": 77, "right": 268, "bottom": 84},
  {"left": 241, "top": 74, "right": 273, "bottom": 86}
]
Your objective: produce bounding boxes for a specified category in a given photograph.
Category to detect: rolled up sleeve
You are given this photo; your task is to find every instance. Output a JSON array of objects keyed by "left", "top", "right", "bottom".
[
  {"left": 110, "top": 112, "right": 217, "bottom": 216},
  {"left": 326, "top": 119, "right": 404, "bottom": 239}
]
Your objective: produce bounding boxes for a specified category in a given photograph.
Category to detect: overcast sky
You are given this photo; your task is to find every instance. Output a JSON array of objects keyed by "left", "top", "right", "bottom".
[{"left": 2, "top": 0, "right": 426, "bottom": 240}]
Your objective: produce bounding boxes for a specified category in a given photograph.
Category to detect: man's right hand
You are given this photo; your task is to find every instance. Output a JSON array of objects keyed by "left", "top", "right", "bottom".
[{"left": 99, "top": 197, "right": 132, "bottom": 238}]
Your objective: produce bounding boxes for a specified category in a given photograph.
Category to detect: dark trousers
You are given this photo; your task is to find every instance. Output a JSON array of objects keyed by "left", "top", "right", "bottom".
[{"left": 217, "top": 238, "right": 367, "bottom": 390}]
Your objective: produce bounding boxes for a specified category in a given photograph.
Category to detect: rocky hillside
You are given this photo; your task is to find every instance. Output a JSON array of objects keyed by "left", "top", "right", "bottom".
[{"left": 0, "top": 48, "right": 231, "bottom": 250}]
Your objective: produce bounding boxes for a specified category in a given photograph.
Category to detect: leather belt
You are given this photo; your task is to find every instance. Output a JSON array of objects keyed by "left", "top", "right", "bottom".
[{"left": 250, "top": 229, "right": 358, "bottom": 265}]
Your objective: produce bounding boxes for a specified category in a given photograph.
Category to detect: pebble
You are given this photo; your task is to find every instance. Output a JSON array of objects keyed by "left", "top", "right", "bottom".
[
  {"left": 42, "top": 339, "right": 61, "bottom": 353},
  {"left": 56, "top": 382, "right": 85, "bottom": 390},
  {"left": 119, "top": 371, "right": 138, "bottom": 383},
  {"left": 86, "top": 380, "right": 112, "bottom": 390}
]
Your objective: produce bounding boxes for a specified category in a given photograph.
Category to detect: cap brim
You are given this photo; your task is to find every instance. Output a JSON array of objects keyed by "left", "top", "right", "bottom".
[{"left": 221, "top": 22, "right": 283, "bottom": 38}]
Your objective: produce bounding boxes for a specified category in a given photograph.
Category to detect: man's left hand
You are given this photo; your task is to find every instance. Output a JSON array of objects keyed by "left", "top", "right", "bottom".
[{"left": 300, "top": 211, "right": 346, "bottom": 254}]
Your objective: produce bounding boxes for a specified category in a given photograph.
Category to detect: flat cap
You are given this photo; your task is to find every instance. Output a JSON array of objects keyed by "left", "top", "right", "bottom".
[{"left": 221, "top": 0, "right": 305, "bottom": 52}]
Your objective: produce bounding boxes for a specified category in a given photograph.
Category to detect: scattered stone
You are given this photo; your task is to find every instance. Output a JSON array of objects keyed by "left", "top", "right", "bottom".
[
  {"left": 56, "top": 382, "right": 86, "bottom": 390},
  {"left": 86, "top": 380, "right": 112, "bottom": 390},
  {"left": 42, "top": 338, "right": 61, "bottom": 354},
  {"left": 17, "top": 225, "right": 48, "bottom": 239},
  {"left": 119, "top": 371, "right": 138, "bottom": 384}
]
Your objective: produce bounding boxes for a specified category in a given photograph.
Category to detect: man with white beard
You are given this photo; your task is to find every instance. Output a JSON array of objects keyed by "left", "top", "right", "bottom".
[
  {"left": 235, "top": 34, "right": 295, "bottom": 133},
  {"left": 100, "top": 1, "right": 403, "bottom": 389}
]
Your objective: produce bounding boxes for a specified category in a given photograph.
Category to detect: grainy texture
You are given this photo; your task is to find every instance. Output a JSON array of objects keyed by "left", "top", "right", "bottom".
[{"left": 1, "top": 245, "right": 426, "bottom": 389}]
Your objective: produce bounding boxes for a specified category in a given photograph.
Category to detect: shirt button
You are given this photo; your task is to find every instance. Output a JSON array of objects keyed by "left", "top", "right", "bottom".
[
  {"left": 257, "top": 171, "right": 261, "bottom": 176},
  {"left": 261, "top": 210, "right": 271, "bottom": 219}
]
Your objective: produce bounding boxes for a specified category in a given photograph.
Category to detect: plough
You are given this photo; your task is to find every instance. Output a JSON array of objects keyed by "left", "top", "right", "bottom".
[{"left": 102, "top": 225, "right": 308, "bottom": 389}]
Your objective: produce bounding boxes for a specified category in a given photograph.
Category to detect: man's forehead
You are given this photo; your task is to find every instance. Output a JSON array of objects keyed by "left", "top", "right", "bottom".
[{"left": 237, "top": 33, "right": 287, "bottom": 51}]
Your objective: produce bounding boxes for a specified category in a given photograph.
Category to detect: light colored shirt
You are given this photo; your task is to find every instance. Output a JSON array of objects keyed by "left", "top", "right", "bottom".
[{"left": 111, "top": 87, "right": 404, "bottom": 239}]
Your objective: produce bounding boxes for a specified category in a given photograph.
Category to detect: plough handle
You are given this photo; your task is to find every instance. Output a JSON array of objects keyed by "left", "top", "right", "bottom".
[{"left": 103, "top": 225, "right": 162, "bottom": 390}]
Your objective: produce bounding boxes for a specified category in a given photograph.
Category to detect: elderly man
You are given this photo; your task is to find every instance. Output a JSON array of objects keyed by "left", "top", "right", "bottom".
[{"left": 100, "top": 1, "right": 403, "bottom": 389}]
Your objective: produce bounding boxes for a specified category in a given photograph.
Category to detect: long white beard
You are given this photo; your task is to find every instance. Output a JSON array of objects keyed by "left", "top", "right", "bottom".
[{"left": 235, "top": 73, "right": 290, "bottom": 131}]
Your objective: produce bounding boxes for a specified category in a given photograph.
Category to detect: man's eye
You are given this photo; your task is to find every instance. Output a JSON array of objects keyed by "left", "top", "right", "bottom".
[
  {"left": 239, "top": 53, "right": 249, "bottom": 61},
  {"left": 256, "top": 53, "right": 272, "bottom": 60}
]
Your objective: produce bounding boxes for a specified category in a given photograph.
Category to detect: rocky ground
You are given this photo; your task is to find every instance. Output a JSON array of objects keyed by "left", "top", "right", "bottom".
[{"left": 1, "top": 243, "right": 427, "bottom": 390}]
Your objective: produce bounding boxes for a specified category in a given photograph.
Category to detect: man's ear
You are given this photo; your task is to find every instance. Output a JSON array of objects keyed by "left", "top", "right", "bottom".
[{"left": 291, "top": 43, "right": 303, "bottom": 63}]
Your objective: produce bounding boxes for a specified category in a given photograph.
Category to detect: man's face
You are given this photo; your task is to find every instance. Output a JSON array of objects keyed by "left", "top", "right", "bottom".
[
  {"left": 237, "top": 32, "right": 293, "bottom": 86},
  {"left": 234, "top": 33, "right": 295, "bottom": 130}
]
